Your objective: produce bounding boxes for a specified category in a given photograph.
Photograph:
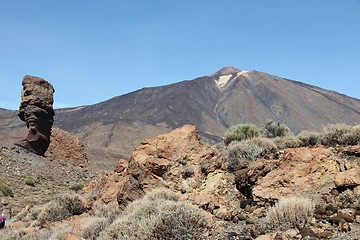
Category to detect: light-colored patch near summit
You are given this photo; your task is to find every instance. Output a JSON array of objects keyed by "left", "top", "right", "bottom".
[
  {"left": 215, "top": 71, "right": 251, "bottom": 89},
  {"left": 216, "top": 74, "right": 232, "bottom": 88}
]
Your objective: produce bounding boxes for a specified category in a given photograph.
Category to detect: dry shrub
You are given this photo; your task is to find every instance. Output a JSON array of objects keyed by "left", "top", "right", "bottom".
[
  {"left": 273, "top": 135, "right": 301, "bottom": 149},
  {"left": 297, "top": 130, "right": 321, "bottom": 147},
  {"left": 92, "top": 202, "right": 122, "bottom": 222},
  {"left": 0, "top": 228, "right": 27, "bottom": 240},
  {"left": 37, "top": 194, "right": 86, "bottom": 225},
  {"left": 321, "top": 124, "right": 351, "bottom": 146},
  {"left": 343, "top": 124, "right": 360, "bottom": 145},
  {"left": 336, "top": 189, "right": 360, "bottom": 209},
  {"left": 143, "top": 187, "right": 179, "bottom": 202},
  {"left": 81, "top": 217, "right": 109, "bottom": 240},
  {"left": 265, "top": 196, "right": 315, "bottom": 231},
  {"left": 32, "top": 225, "right": 74, "bottom": 240},
  {"left": 98, "top": 188, "right": 208, "bottom": 240},
  {"left": 227, "top": 137, "right": 277, "bottom": 163}
]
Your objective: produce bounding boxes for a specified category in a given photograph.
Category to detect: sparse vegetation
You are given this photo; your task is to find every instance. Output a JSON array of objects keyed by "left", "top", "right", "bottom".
[
  {"left": 227, "top": 137, "right": 277, "bottom": 162},
  {"left": 273, "top": 135, "right": 301, "bottom": 149},
  {"left": 37, "top": 194, "right": 87, "bottom": 226},
  {"left": 69, "top": 181, "right": 85, "bottom": 191},
  {"left": 82, "top": 217, "right": 110, "bottom": 240},
  {"left": 0, "top": 181, "right": 13, "bottom": 197},
  {"left": 265, "top": 196, "right": 315, "bottom": 231},
  {"left": 92, "top": 202, "right": 122, "bottom": 222},
  {"left": 98, "top": 188, "right": 208, "bottom": 240},
  {"left": 297, "top": 130, "right": 321, "bottom": 147},
  {"left": 182, "top": 166, "right": 195, "bottom": 179},
  {"left": 262, "top": 120, "right": 291, "bottom": 138},
  {"left": 24, "top": 177, "right": 36, "bottom": 187},
  {"left": 224, "top": 123, "right": 260, "bottom": 145},
  {"left": 320, "top": 123, "right": 352, "bottom": 146}
]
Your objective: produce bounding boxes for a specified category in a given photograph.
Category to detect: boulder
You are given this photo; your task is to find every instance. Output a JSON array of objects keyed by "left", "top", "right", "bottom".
[
  {"left": 334, "top": 168, "right": 360, "bottom": 188},
  {"left": 14, "top": 75, "right": 55, "bottom": 156},
  {"left": 45, "top": 128, "right": 88, "bottom": 167}
]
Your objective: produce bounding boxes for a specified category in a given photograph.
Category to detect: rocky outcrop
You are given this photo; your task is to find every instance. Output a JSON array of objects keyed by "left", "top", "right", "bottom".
[
  {"left": 14, "top": 75, "right": 55, "bottom": 156},
  {"left": 252, "top": 147, "right": 340, "bottom": 202},
  {"left": 86, "top": 125, "right": 242, "bottom": 220},
  {"left": 45, "top": 128, "right": 88, "bottom": 167}
]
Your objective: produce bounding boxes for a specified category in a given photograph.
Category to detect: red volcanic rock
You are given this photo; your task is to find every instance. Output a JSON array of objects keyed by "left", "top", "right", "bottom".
[
  {"left": 45, "top": 128, "right": 88, "bottom": 167},
  {"left": 14, "top": 75, "right": 55, "bottom": 156},
  {"left": 334, "top": 168, "right": 360, "bottom": 188},
  {"left": 252, "top": 147, "right": 339, "bottom": 202},
  {"left": 87, "top": 125, "right": 241, "bottom": 220}
]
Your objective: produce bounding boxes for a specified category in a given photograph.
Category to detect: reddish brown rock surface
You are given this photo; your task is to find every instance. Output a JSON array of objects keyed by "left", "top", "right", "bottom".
[
  {"left": 252, "top": 147, "right": 340, "bottom": 202},
  {"left": 86, "top": 125, "right": 241, "bottom": 219},
  {"left": 14, "top": 75, "right": 55, "bottom": 156},
  {"left": 45, "top": 128, "right": 88, "bottom": 167},
  {"left": 334, "top": 168, "right": 360, "bottom": 188}
]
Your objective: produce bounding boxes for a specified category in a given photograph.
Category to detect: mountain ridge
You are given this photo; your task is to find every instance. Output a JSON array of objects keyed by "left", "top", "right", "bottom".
[{"left": 1, "top": 67, "right": 360, "bottom": 170}]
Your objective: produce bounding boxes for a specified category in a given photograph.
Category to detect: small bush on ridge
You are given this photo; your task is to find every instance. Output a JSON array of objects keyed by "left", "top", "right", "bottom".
[
  {"left": 297, "top": 130, "right": 321, "bottom": 147},
  {"left": 320, "top": 124, "right": 351, "bottom": 146},
  {"left": 262, "top": 120, "right": 291, "bottom": 138},
  {"left": 227, "top": 137, "right": 277, "bottom": 162},
  {"left": 224, "top": 124, "right": 260, "bottom": 145}
]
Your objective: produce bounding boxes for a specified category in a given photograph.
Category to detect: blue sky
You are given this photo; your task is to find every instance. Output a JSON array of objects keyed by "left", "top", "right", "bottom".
[{"left": 1, "top": 0, "right": 359, "bottom": 110}]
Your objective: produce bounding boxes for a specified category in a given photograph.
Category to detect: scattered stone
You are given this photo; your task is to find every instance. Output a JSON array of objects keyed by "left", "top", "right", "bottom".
[
  {"left": 325, "top": 204, "right": 338, "bottom": 214},
  {"left": 245, "top": 205, "right": 254, "bottom": 213},
  {"left": 338, "top": 219, "right": 351, "bottom": 232},
  {"left": 330, "top": 188, "right": 340, "bottom": 196},
  {"left": 240, "top": 199, "right": 253, "bottom": 209},
  {"left": 337, "top": 209, "right": 355, "bottom": 222}
]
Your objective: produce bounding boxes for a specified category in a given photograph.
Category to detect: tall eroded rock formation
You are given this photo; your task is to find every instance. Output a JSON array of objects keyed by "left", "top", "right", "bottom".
[{"left": 14, "top": 75, "right": 55, "bottom": 156}]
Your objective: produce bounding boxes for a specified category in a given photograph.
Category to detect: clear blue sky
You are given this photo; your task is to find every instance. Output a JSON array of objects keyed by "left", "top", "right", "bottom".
[{"left": 1, "top": 0, "right": 359, "bottom": 110}]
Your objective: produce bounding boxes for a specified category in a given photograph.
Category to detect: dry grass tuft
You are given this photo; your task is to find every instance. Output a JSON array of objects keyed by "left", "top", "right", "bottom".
[
  {"left": 98, "top": 188, "right": 208, "bottom": 240},
  {"left": 265, "top": 196, "right": 315, "bottom": 231}
]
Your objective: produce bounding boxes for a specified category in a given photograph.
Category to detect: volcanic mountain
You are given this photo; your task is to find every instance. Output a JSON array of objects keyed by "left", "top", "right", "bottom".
[{"left": 1, "top": 67, "right": 360, "bottom": 169}]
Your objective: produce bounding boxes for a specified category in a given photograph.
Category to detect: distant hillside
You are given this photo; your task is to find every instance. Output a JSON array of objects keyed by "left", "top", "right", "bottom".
[{"left": 1, "top": 67, "right": 360, "bottom": 169}]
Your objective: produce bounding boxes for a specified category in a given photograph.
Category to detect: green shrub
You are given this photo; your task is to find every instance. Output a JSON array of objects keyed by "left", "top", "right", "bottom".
[
  {"left": 297, "top": 130, "right": 321, "bottom": 147},
  {"left": 24, "top": 177, "right": 36, "bottom": 187},
  {"left": 262, "top": 120, "right": 291, "bottom": 138},
  {"left": 98, "top": 188, "right": 208, "bottom": 240},
  {"left": 69, "top": 182, "right": 84, "bottom": 191},
  {"left": 37, "top": 194, "right": 86, "bottom": 225},
  {"left": 224, "top": 124, "right": 260, "bottom": 145},
  {"left": 265, "top": 196, "right": 315, "bottom": 230},
  {"left": 0, "top": 182, "right": 13, "bottom": 197}
]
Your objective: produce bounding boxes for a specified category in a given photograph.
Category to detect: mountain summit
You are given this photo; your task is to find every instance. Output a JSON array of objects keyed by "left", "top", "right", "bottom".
[{"left": 1, "top": 67, "right": 360, "bottom": 168}]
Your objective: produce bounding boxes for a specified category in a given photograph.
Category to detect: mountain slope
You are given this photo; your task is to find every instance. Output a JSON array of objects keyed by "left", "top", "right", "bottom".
[{"left": 1, "top": 67, "right": 360, "bottom": 169}]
